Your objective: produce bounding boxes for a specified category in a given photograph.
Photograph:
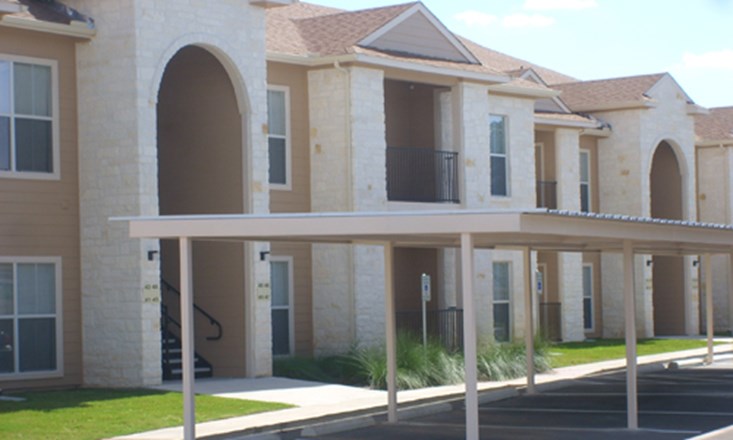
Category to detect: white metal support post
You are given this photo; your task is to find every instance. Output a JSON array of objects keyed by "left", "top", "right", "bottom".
[
  {"left": 623, "top": 240, "right": 638, "bottom": 430},
  {"left": 179, "top": 237, "right": 196, "bottom": 440},
  {"left": 523, "top": 247, "right": 535, "bottom": 394},
  {"left": 704, "top": 254, "right": 714, "bottom": 364},
  {"left": 460, "top": 233, "right": 479, "bottom": 440},
  {"left": 384, "top": 242, "right": 398, "bottom": 423}
]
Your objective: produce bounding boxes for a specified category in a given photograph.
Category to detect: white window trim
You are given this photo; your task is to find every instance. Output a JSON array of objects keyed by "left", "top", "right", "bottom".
[
  {"left": 0, "top": 54, "right": 60, "bottom": 181},
  {"left": 489, "top": 114, "right": 510, "bottom": 198},
  {"left": 492, "top": 260, "right": 512, "bottom": 342},
  {"left": 270, "top": 255, "right": 294, "bottom": 357},
  {"left": 579, "top": 149, "right": 591, "bottom": 213},
  {"left": 267, "top": 85, "right": 292, "bottom": 191},
  {"left": 582, "top": 263, "right": 594, "bottom": 332},
  {"left": 0, "top": 256, "right": 63, "bottom": 380}
]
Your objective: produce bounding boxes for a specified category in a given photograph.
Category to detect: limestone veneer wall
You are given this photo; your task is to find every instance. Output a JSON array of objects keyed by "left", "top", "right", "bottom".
[
  {"left": 68, "top": 0, "right": 271, "bottom": 386},
  {"left": 597, "top": 75, "right": 698, "bottom": 337},
  {"left": 697, "top": 146, "right": 733, "bottom": 332}
]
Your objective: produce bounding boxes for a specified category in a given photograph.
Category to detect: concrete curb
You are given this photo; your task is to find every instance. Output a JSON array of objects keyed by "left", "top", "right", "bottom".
[{"left": 299, "top": 416, "right": 375, "bottom": 438}]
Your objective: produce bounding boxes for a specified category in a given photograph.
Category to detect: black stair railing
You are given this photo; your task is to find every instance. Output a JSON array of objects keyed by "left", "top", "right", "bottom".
[{"left": 161, "top": 279, "right": 223, "bottom": 341}]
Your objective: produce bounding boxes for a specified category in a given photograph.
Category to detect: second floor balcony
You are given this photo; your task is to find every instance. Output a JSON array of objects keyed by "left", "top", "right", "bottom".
[{"left": 386, "top": 147, "right": 460, "bottom": 204}]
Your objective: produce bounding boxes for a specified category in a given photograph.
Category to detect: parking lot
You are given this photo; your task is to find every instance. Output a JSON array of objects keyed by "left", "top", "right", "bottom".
[{"left": 310, "top": 365, "right": 733, "bottom": 439}]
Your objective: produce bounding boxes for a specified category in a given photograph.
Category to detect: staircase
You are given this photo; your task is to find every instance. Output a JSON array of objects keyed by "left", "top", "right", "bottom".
[
  {"left": 160, "top": 280, "right": 222, "bottom": 381},
  {"left": 161, "top": 323, "right": 214, "bottom": 380}
]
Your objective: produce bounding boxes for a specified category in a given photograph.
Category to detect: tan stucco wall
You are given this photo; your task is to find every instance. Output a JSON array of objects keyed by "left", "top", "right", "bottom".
[{"left": 0, "top": 28, "right": 82, "bottom": 390}]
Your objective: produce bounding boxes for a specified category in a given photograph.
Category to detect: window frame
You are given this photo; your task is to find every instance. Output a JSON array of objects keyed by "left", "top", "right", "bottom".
[
  {"left": 489, "top": 114, "right": 510, "bottom": 197},
  {"left": 270, "top": 256, "right": 294, "bottom": 357},
  {"left": 266, "top": 85, "right": 292, "bottom": 191},
  {"left": 492, "top": 261, "right": 512, "bottom": 342},
  {"left": 0, "top": 256, "right": 63, "bottom": 380},
  {"left": 582, "top": 263, "right": 594, "bottom": 332},
  {"left": 579, "top": 149, "right": 591, "bottom": 213},
  {"left": 0, "top": 54, "right": 60, "bottom": 181}
]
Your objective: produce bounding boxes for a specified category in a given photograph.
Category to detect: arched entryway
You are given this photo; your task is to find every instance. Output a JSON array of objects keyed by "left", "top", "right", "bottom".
[
  {"left": 650, "top": 141, "right": 685, "bottom": 335},
  {"left": 157, "top": 45, "right": 248, "bottom": 377}
]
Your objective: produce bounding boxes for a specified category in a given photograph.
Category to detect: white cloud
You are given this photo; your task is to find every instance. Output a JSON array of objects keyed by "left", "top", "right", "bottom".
[
  {"left": 523, "top": 0, "right": 598, "bottom": 10},
  {"left": 502, "top": 14, "right": 555, "bottom": 28},
  {"left": 454, "top": 10, "right": 498, "bottom": 27},
  {"left": 680, "top": 50, "right": 733, "bottom": 71}
]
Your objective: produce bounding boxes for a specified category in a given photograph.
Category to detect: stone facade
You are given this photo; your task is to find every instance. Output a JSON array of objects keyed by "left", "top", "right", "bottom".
[
  {"left": 597, "top": 75, "right": 698, "bottom": 338},
  {"left": 309, "top": 67, "right": 388, "bottom": 353},
  {"left": 68, "top": 0, "right": 271, "bottom": 386}
]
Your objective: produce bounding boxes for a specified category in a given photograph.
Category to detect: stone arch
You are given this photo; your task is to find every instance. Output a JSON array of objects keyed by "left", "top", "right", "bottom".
[
  {"left": 150, "top": 33, "right": 251, "bottom": 115},
  {"left": 650, "top": 140, "right": 686, "bottom": 335},
  {"left": 156, "top": 43, "right": 251, "bottom": 378}
]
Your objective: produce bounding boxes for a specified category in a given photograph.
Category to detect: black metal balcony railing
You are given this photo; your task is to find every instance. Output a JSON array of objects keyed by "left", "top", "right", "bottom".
[
  {"left": 536, "top": 180, "right": 557, "bottom": 209},
  {"left": 387, "top": 147, "right": 460, "bottom": 203},
  {"left": 396, "top": 307, "right": 464, "bottom": 352}
]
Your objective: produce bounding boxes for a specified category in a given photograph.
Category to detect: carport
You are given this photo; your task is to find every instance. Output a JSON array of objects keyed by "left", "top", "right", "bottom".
[{"left": 118, "top": 209, "right": 733, "bottom": 440}]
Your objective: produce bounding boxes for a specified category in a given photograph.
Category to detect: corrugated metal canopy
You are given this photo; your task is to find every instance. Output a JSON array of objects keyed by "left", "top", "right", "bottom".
[{"left": 118, "top": 209, "right": 733, "bottom": 255}]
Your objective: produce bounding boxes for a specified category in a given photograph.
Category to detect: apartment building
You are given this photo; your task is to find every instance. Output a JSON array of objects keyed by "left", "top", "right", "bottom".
[{"left": 1, "top": 0, "right": 730, "bottom": 391}]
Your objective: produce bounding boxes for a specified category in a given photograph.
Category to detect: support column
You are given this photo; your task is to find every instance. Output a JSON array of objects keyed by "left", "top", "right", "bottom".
[
  {"left": 623, "top": 241, "right": 638, "bottom": 430},
  {"left": 705, "top": 254, "right": 714, "bottom": 364},
  {"left": 384, "top": 242, "right": 397, "bottom": 423},
  {"left": 461, "top": 234, "right": 479, "bottom": 440},
  {"left": 179, "top": 238, "right": 195, "bottom": 440},
  {"left": 523, "top": 247, "right": 535, "bottom": 394}
]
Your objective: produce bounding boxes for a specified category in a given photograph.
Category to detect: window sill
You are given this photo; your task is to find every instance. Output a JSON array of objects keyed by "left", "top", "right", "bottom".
[{"left": 0, "top": 170, "right": 60, "bottom": 181}]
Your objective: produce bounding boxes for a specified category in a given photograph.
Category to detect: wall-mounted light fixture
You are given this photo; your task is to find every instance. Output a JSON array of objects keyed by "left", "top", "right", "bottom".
[
  {"left": 646, "top": 259, "right": 654, "bottom": 267},
  {"left": 692, "top": 259, "right": 700, "bottom": 267},
  {"left": 260, "top": 251, "right": 271, "bottom": 261},
  {"left": 147, "top": 250, "right": 159, "bottom": 261}
]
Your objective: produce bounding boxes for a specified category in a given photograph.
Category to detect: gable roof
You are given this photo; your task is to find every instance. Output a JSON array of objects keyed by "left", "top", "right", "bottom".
[
  {"left": 551, "top": 73, "right": 667, "bottom": 112},
  {"left": 695, "top": 107, "right": 733, "bottom": 144}
]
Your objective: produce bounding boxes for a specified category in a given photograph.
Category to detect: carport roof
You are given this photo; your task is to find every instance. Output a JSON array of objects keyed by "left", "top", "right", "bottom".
[{"left": 121, "top": 209, "right": 733, "bottom": 256}]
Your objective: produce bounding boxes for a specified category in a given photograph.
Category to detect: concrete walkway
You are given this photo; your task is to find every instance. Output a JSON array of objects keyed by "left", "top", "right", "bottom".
[{"left": 112, "top": 343, "right": 733, "bottom": 440}]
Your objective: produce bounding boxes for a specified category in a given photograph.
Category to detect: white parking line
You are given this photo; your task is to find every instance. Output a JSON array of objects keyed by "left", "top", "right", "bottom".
[
  {"left": 401, "top": 421, "right": 700, "bottom": 435},
  {"left": 480, "top": 407, "right": 733, "bottom": 417}
]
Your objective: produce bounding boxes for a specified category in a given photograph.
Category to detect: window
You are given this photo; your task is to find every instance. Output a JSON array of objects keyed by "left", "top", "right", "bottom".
[
  {"left": 579, "top": 150, "right": 591, "bottom": 212},
  {"left": 493, "top": 261, "right": 511, "bottom": 342},
  {"left": 0, "top": 57, "right": 58, "bottom": 179},
  {"left": 582, "top": 264, "right": 593, "bottom": 331},
  {"left": 0, "top": 258, "right": 62, "bottom": 378},
  {"left": 490, "top": 115, "right": 509, "bottom": 196},
  {"left": 267, "top": 87, "right": 290, "bottom": 189},
  {"left": 270, "top": 257, "right": 293, "bottom": 356}
]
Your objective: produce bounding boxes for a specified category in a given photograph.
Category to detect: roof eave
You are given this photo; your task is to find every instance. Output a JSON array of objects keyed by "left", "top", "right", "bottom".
[
  {"left": 534, "top": 114, "right": 601, "bottom": 129},
  {"left": 488, "top": 83, "right": 558, "bottom": 99},
  {"left": 687, "top": 103, "right": 708, "bottom": 115},
  {"left": 267, "top": 51, "right": 510, "bottom": 84},
  {"left": 569, "top": 100, "right": 658, "bottom": 113},
  {"left": 0, "top": 15, "right": 96, "bottom": 39}
]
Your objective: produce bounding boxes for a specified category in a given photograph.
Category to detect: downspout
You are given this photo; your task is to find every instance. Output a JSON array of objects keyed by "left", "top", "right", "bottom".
[{"left": 334, "top": 61, "right": 356, "bottom": 343}]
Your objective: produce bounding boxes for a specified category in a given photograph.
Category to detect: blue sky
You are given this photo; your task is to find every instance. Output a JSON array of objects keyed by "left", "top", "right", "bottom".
[{"left": 307, "top": 0, "right": 733, "bottom": 108}]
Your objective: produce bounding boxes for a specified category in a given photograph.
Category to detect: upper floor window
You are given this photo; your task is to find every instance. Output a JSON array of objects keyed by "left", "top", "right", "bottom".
[
  {"left": 0, "top": 57, "right": 58, "bottom": 179},
  {"left": 267, "top": 87, "right": 290, "bottom": 189},
  {"left": 490, "top": 115, "right": 509, "bottom": 196},
  {"left": 579, "top": 149, "right": 591, "bottom": 212},
  {"left": 0, "top": 258, "right": 62, "bottom": 378}
]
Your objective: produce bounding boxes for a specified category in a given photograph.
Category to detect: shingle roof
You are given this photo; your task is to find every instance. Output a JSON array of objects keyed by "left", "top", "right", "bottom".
[
  {"left": 2, "top": 0, "right": 93, "bottom": 27},
  {"left": 551, "top": 73, "right": 666, "bottom": 112},
  {"left": 458, "top": 37, "right": 576, "bottom": 85},
  {"left": 294, "top": 3, "right": 417, "bottom": 57},
  {"left": 695, "top": 107, "right": 733, "bottom": 143}
]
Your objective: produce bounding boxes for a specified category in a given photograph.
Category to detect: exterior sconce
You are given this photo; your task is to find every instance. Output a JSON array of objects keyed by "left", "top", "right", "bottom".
[
  {"left": 646, "top": 259, "right": 653, "bottom": 267},
  {"left": 260, "top": 251, "right": 271, "bottom": 261}
]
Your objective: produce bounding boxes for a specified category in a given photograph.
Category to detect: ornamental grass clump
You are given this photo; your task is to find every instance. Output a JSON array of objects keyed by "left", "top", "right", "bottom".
[{"left": 476, "top": 340, "right": 552, "bottom": 381}]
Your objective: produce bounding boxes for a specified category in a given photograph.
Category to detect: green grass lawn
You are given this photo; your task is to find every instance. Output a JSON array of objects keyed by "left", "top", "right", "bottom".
[
  {"left": 0, "top": 388, "right": 291, "bottom": 440},
  {"left": 549, "top": 338, "right": 719, "bottom": 368}
]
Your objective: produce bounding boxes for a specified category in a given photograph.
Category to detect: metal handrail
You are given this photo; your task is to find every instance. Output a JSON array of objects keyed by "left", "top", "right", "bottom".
[
  {"left": 387, "top": 146, "right": 460, "bottom": 203},
  {"left": 161, "top": 279, "right": 223, "bottom": 341}
]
